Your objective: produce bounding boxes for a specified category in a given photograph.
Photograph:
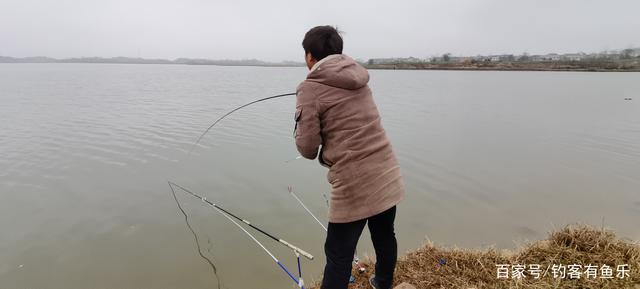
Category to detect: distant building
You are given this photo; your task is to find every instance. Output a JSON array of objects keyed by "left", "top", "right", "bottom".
[
  {"left": 529, "top": 55, "right": 543, "bottom": 62},
  {"left": 449, "top": 56, "right": 472, "bottom": 63},
  {"left": 621, "top": 48, "right": 640, "bottom": 58},
  {"left": 368, "top": 57, "right": 423, "bottom": 64},
  {"left": 529, "top": 53, "right": 562, "bottom": 61},
  {"left": 482, "top": 55, "right": 515, "bottom": 62},
  {"left": 562, "top": 53, "right": 585, "bottom": 61}
]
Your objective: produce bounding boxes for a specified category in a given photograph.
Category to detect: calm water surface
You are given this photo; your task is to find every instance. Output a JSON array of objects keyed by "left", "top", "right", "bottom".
[{"left": 1, "top": 63, "right": 639, "bottom": 289}]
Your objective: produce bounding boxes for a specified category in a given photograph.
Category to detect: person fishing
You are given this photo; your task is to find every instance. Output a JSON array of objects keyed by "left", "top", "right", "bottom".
[{"left": 294, "top": 25, "right": 405, "bottom": 289}]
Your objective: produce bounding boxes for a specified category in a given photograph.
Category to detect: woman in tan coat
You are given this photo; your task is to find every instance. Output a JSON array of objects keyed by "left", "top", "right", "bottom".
[{"left": 295, "top": 26, "right": 405, "bottom": 289}]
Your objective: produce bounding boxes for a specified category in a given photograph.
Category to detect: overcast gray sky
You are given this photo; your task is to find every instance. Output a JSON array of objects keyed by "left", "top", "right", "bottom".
[{"left": 1, "top": 0, "right": 639, "bottom": 61}]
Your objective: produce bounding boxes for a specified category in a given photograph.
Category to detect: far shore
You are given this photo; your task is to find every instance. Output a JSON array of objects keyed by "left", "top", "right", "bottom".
[
  {"left": 364, "top": 62, "right": 640, "bottom": 72},
  {"left": 365, "top": 66, "right": 640, "bottom": 72},
  {"left": 3, "top": 56, "right": 640, "bottom": 72}
]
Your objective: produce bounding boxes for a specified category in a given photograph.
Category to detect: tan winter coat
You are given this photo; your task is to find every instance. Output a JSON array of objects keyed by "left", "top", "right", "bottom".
[{"left": 294, "top": 54, "right": 404, "bottom": 223}]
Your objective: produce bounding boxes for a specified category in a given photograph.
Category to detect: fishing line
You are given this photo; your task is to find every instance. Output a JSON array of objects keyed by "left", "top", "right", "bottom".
[
  {"left": 169, "top": 181, "right": 309, "bottom": 288},
  {"left": 169, "top": 182, "right": 223, "bottom": 289}
]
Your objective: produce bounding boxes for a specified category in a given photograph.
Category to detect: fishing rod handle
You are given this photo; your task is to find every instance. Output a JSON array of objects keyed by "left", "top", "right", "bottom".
[{"left": 279, "top": 240, "right": 314, "bottom": 260}]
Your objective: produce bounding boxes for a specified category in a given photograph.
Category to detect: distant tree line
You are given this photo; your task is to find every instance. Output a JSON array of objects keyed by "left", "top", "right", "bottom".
[{"left": 0, "top": 56, "right": 305, "bottom": 67}]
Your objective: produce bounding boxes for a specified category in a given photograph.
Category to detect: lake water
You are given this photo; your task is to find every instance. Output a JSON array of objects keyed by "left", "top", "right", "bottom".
[{"left": 1, "top": 63, "right": 639, "bottom": 289}]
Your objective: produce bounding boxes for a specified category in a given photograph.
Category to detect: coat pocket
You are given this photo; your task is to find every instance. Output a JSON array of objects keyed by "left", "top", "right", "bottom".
[{"left": 327, "top": 151, "right": 359, "bottom": 187}]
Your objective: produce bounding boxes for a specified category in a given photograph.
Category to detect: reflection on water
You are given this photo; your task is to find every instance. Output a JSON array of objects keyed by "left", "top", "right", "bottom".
[{"left": 0, "top": 64, "right": 639, "bottom": 289}]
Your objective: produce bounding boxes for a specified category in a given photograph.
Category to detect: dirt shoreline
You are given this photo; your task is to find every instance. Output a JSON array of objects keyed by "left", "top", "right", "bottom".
[{"left": 308, "top": 224, "right": 640, "bottom": 289}]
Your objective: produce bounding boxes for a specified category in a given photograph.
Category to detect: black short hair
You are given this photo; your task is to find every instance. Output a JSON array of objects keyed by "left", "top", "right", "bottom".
[{"left": 302, "top": 26, "right": 343, "bottom": 61}]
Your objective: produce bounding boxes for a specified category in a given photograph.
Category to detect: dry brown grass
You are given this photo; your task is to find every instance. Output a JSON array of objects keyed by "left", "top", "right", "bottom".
[{"left": 308, "top": 224, "right": 640, "bottom": 289}]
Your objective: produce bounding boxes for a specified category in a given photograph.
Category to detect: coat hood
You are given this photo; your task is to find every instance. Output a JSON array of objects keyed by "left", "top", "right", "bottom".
[{"left": 306, "top": 54, "right": 369, "bottom": 90}]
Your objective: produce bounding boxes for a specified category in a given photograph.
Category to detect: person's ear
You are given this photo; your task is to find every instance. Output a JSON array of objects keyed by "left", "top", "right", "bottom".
[{"left": 305, "top": 53, "right": 317, "bottom": 70}]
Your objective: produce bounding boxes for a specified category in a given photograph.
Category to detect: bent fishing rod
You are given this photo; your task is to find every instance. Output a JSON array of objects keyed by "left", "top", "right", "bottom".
[
  {"left": 188, "top": 92, "right": 296, "bottom": 155},
  {"left": 169, "top": 181, "right": 314, "bottom": 260}
]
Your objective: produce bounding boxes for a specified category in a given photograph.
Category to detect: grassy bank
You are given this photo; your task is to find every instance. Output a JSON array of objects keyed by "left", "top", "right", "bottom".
[{"left": 309, "top": 224, "right": 640, "bottom": 289}]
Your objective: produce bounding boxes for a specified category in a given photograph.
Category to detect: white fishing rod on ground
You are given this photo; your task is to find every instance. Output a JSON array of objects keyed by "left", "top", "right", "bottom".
[{"left": 287, "top": 186, "right": 367, "bottom": 275}]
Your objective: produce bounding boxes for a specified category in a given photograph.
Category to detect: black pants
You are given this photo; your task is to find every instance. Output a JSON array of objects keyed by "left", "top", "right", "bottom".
[{"left": 320, "top": 206, "right": 397, "bottom": 289}]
